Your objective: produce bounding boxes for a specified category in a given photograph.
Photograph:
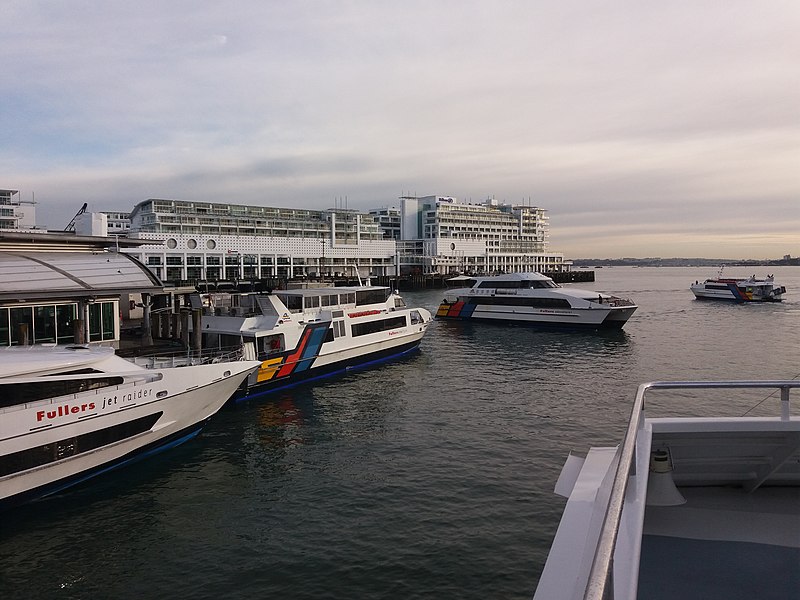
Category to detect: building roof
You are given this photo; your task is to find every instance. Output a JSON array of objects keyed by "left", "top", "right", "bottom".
[
  {"left": 0, "top": 229, "right": 159, "bottom": 250},
  {"left": 0, "top": 251, "right": 163, "bottom": 302}
]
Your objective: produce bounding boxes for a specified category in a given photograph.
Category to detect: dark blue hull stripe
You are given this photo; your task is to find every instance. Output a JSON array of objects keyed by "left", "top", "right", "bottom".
[
  {"left": 438, "top": 315, "right": 627, "bottom": 330},
  {"left": 1, "top": 420, "right": 209, "bottom": 511}
]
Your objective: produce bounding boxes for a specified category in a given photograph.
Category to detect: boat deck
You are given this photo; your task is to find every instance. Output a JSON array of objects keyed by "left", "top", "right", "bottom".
[{"left": 639, "top": 486, "right": 800, "bottom": 600}]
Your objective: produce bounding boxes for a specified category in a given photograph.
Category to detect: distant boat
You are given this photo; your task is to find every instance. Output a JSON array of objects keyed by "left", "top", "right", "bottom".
[
  {"left": 691, "top": 268, "right": 785, "bottom": 302},
  {"left": 436, "top": 272, "right": 637, "bottom": 330}
]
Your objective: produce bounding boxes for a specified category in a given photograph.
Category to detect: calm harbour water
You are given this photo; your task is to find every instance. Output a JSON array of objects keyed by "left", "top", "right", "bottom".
[{"left": 2, "top": 267, "right": 800, "bottom": 599}]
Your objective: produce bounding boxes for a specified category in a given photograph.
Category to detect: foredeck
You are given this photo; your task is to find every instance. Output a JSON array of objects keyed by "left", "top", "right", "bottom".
[{"left": 639, "top": 486, "right": 800, "bottom": 600}]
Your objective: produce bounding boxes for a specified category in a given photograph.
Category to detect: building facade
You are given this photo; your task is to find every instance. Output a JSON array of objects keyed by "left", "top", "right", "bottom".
[
  {"left": 0, "top": 189, "right": 36, "bottom": 230},
  {"left": 124, "top": 198, "right": 397, "bottom": 282},
  {"left": 395, "top": 195, "right": 567, "bottom": 275}
]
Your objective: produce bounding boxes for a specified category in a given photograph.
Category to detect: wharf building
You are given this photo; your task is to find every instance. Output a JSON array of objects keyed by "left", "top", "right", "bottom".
[
  {"left": 0, "top": 189, "right": 36, "bottom": 230},
  {"left": 374, "top": 196, "right": 567, "bottom": 275},
  {"left": 103, "top": 195, "right": 568, "bottom": 283},
  {"left": 124, "top": 199, "right": 396, "bottom": 282}
]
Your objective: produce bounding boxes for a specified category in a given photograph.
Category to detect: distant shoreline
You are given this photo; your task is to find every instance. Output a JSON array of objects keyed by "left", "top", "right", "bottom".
[{"left": 570, "top": 257, "right": 799, "bottom": 268}]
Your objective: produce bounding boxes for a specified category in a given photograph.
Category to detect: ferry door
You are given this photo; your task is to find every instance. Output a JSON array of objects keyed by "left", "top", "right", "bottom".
[{"left": 258, "top": 334, "right": 285, "bottom": 359}]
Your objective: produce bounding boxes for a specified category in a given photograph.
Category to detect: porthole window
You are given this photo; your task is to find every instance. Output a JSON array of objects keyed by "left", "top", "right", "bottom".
[
  {"left": 166, "top": 238, "right": 177, "bottom": 249},
  {"left": 187, "top": 239, "right": 197, "bottom": 249},
  {"left": 207, "top": 239, "right": 217, "bottom": 249}
]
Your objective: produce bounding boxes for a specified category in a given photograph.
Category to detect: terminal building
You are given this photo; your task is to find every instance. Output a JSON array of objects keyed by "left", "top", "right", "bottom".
[
  {"left": 375, "top": 195, "right": 567, "bottom": 275},
  {"left": 0, "top": 189, "right": 36, "bottom": 230},
  {"left": 2, "top": 187, "right": 569, "bottom": 283},
  {"left": 123, "top": 198, "right": 396, "bottom": 282},
  {"left": 121, "top": 195, "right": 568, "bottom": 282}
]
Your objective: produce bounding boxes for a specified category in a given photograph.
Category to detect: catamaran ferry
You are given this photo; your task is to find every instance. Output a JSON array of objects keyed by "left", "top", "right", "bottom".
[
  {"left": 436, "top": 272, "right": 637, "bottom": 329},
  {"left": 691, "top": 273, "right": 785, "bottom": 302},
  {"left": 199, "top": 285, "right": 432, "bottom": 400}
]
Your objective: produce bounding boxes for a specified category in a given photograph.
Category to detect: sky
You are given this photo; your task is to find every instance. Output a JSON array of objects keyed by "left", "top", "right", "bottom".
[{"left": 2, "top": 1, "right": 798, "bottom": 259}]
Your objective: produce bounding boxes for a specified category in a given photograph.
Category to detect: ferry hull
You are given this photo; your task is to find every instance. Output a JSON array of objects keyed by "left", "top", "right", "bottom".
[
  {"left": 436, "top": 303, "right": 635, "bottom": 330},
  {"left": 0, "top": 361, "right": 257, "bottom": 510},
  {"left": 235, "top": 335, "right": 425, "bottom": 402}
]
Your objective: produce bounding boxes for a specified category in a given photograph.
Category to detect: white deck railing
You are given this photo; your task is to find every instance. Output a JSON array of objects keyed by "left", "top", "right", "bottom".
[{"left": 584, "top": 380, "right": 799, "bottom": 600}]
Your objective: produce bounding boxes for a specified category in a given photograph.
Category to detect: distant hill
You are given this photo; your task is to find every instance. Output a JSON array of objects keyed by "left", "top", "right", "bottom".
[{"left": 570, "top": 257, "right": 799, "bottom": 267}]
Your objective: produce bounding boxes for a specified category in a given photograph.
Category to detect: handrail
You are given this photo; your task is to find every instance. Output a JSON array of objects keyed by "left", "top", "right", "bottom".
[{"left": 584, "top": 379, "right": 800, "bottom": 600}]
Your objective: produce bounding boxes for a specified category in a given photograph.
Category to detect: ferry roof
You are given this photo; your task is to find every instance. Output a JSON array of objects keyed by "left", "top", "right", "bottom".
[
  {"left": 0, "top": 250, "right": 163, "bottom": 302},
  {"left": 466, "top": 272, "right": 552, "bottom": 281},
  {"left": 276, "top": 285, "right": 388, "bottom": 296}
]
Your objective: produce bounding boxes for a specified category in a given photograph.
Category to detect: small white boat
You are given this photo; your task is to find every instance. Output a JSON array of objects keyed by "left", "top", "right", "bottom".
[
  {"left": 436, "top": 272, "right": 637, "bottom": 329},
  {"left": 533, "top": 380, "right": 800, "bottom": 600},
  {"left": 0, "top": 344, "right": 260, "bottom": 509},
  {"left": 691, "top": 271, "right": 785, "bottom": 302},
  {"left": 198, "top": 285, "right": 432, "bottom": 401}
]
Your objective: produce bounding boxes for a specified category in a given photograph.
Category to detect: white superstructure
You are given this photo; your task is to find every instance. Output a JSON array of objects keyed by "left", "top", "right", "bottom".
[
  {"left": 199, "top": 285, "right": 432, "bottom": 399},
  {"left": 437, "top": 272, "right": 636, "bottom": 329}
]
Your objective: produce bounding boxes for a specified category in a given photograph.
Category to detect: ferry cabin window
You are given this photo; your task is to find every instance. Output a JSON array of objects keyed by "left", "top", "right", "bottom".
[
  {"left": 356, "top": 289, "right": 390, "bottom": 306},
  {"left": 332, "top": 320, "right": 346, "bottom": 338},
  {"left": 304, "top": 296, "right": 320, "bottom": 310},
  {"left": 258, "top": 335, "right": 284, "bottom": 358},
  {"left": 0, "top": 376, "right": 125, "bottom": 408},
  {"left": 278, "top": 294, "right": 303, "bottom": 313},
  {"left": 351, "top": 315, "right": 407, "bottom": 337},
  {"left": 394, "top": 297, "right": 407, "bottom": 308},
  {"left": 0, "top": 412, "right": 162, "bottom": 478},
  {"left": 410, "top": 310, "right": 423, "bottom": 325},
  {"left": 469, "top": 296, "right": 571, "bottom": 308},
  {"left": 339, "top": 293, "right": 355, "bottom": 305},
  {"left": 321, "top": 294, "right": 338, "bottom": 307}
]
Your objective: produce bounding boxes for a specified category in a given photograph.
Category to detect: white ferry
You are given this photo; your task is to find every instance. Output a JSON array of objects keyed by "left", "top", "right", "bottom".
[
  {"left": 0, "top": 345, "right": 259, "bottom": 510},
  {"left": 534, "top": 380, "right": 800, "bottom": 600},
  {"left": 691, "top": 273, "right": 785, "bottom": 302},
  {"left": 198, "top": 285, "right": 432, "bottom": 401},
  {"left": 436, "top": 272, "right": 637, "bottom": 329}
]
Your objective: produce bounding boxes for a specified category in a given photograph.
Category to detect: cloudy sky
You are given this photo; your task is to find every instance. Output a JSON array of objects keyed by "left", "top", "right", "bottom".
[{"left": 2, "top": 1, "right": 798, "bottom": 259}]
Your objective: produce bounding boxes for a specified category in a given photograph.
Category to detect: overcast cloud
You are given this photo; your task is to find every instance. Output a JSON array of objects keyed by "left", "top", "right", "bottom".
[{"left": 2, "top": 1, "right": 798, "bottom": 258}]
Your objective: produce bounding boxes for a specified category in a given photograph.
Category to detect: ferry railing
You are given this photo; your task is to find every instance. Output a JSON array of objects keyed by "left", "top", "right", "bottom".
[
  {"left": 584, "top": 380, "right": 800, "bottom": 600},
  {"left": 130, "top": 345, "right": 245, "bottom": 370}
]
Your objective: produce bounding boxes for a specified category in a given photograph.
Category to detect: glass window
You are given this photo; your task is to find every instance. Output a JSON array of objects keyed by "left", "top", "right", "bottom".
[
  {"left": 34, "top": 305, "right": 56, "bottom": 343},
  {"left": 102, "top": 302, "right": 116, "bottom": 340},
  {"left": 9, "top": 307, "right": 33, "bottom": 345},
  {"left": 56, "top": 304, "right": 77, "bottom": 344},
  {"left": 304, "top": 296, "right": 320, "bottom": 309},
  {"left": 0, "top": 307, "right": 8, "bottom": 346},
  {"left": 88, "top": 303, "right": 102, "bottom": 341}
]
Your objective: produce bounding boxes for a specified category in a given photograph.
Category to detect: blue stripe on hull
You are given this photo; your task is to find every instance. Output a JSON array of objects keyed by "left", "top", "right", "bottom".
[
  {"left": 1, "top": 420, "right": 209, "bottom": 511},
  {"left": 439, "top": 315, "right": 627, "bottom": 331},
  {"left": 235, "top": 340, "right": 422, "bottom": 403}
]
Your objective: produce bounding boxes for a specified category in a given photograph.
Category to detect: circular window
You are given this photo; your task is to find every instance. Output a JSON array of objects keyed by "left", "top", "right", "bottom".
[
  {"left": 187, "top": 239, "right": 197, "bottom": 249},
  {"left": 450, "top": 242, "right": 456, "bottom": 251},
  {"left": 207, "top": 239, "right": 217, "bottom": 249},
  {"left": 166, "top": 238, "right": 177, "bottom": 249}
]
